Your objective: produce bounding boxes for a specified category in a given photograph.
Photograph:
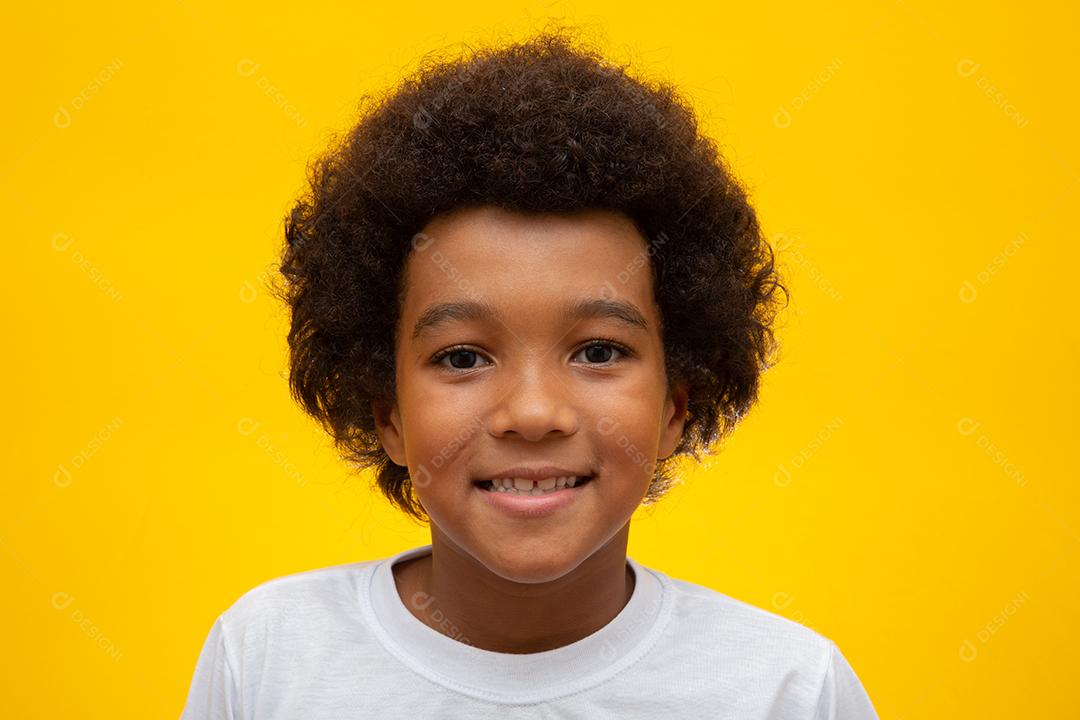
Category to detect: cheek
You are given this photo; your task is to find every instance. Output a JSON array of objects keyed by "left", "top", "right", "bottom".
[
  {"left": 402, "top": 397, "right": 481, "bottom": 488},
  {"left": 402, "top": 366, "right": 665, "bottom": 486},
  {"left": 584, "top": 391, "right": 663, "bottom": 486}
]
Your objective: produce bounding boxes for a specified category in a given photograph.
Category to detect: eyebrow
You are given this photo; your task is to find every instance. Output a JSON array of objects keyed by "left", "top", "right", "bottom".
[{"left": 411, "top": 297, "right": 650, "bottom": 340}]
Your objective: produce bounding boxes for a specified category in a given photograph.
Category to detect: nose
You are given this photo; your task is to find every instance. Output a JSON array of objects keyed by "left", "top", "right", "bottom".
[{"left": 488, "top": 357, "right": 579, "bottom": 441}]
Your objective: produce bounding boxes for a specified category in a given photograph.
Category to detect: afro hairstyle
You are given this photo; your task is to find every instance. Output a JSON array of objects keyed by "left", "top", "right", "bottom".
[{"left": 270, "top": 27, "right": 789, "bottom": 524}]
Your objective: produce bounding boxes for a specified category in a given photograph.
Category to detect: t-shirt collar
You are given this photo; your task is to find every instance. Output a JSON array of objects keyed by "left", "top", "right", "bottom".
[{"left": 360, "top": 543, "right": 670, "bottom": 704}]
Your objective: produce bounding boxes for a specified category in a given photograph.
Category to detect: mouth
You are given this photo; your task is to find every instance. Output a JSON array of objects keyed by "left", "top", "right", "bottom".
[{"left": 473, "top": 475, "right": 595, "bottom": 496}]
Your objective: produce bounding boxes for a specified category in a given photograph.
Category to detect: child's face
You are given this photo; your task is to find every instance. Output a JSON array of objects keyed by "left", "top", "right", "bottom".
[{"left": 373, "top": 205, "right": 688, "bottom": 583}]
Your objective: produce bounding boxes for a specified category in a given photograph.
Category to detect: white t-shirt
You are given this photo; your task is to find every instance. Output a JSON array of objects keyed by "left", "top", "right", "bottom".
[{"left": 181, "top": 544, "right": 879, "bottom": 719}]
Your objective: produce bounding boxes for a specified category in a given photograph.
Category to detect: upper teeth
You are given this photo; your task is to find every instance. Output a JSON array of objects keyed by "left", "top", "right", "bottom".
[{"left": 487, "top": 476, "right": 583, "bottom": 494}]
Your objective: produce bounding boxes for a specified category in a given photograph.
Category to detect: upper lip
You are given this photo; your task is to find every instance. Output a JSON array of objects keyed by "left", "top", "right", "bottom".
[{"left": 475, "top": 465, "right": 593, "bottom": 483}]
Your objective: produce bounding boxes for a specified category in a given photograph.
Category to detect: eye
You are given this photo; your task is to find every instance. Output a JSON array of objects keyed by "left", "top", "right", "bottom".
[
  {"left": 430, "top": 346, "right": 492, "bottom": 372},
  {"left": 571, "top": 338, "right": 632, "bottom": 366},
  {"left": 430, "top": 338, "right": 632, "bottom": 373}
]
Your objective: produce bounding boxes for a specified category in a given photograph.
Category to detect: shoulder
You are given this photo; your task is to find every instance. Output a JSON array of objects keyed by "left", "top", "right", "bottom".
[
  {"left": 181, "top": 559, "right": 385, "bottom": 718},
  {"left": 216, "top": 558, "right": 378, "bottom": 643},
  {"left": 662, "top": 572, "right": 831, "bottom": 660},
  {"left": 646, "top": 568, "right": 835, "bottom": 701},
  {"left": 646, "top": 569, "right": 879, "bottom": 717}
]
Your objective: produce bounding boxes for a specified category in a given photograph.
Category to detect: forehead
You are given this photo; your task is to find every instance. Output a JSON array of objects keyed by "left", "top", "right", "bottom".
[
  {"left": 418, "top": 204, "right": 645, "bottom": 249},
  {"left": 399, "top": 205, "right": 658, "bottom": 336}
]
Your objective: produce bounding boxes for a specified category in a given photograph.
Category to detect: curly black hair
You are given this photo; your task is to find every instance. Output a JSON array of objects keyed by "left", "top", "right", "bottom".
[{"left": 269, "top": 26, "right": 789, "bottom": 525}]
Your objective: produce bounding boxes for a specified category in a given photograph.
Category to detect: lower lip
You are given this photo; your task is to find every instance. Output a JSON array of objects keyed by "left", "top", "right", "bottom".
[{"left": 477, "top": 479, "right": 591, "bottom": 518}]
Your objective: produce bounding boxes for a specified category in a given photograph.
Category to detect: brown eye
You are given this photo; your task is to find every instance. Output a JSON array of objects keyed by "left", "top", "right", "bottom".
[
  {"left": 584, "top": 344, "right": 613, "bottom": 363},
  {"left": 431, "top": 346, "right": 491, "bottom": 372},
  {"left": 572, "top": 340, "right": 630, "bottom": 365},
  {"left": 431, "top": 339, "right": 630, "bottom": 373},
  {"left": 446, "top": 349, "right": 479, "bottom": 369}
]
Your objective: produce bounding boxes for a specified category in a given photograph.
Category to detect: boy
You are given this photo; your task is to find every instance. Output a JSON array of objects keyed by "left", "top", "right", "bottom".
[{"left": 181, "top": 28, "right": 879, "bottom": 718}]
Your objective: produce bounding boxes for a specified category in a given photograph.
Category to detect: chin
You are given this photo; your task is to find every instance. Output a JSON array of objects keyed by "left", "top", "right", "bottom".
[{"left": 474, "top": 544, "right": 587, "bottom": 584}]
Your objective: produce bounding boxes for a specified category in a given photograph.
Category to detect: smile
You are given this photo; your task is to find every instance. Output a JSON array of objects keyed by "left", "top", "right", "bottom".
[{"left": 477, "top": 475, "right": 595, "bottom": 495}]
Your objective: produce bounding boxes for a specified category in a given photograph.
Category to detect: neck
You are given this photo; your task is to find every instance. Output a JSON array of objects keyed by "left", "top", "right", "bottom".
[{"left": 393, "top": 526, "right": 635, "bottom": 654}]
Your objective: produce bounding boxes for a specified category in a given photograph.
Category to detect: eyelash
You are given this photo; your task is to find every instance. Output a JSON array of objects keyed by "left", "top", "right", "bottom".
[{"left": 430, "top": 337, "right": 633, "bottom": 372}]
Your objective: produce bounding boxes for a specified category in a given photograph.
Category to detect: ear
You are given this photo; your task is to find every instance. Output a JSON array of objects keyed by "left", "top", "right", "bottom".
[
  {"left": 657, "top": 379, "right": 689, "bottom": 461},
  {"left": 372, "top": 397, "right": 407, "bottom": 466}
]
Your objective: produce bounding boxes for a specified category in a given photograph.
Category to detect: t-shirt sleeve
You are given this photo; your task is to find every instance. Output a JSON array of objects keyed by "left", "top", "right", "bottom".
[
  {"left": 180, "top": 615, "right": 240, "bottom": 720},
  {"left": 813, "top": 640, "right": 879, "bottom": 720}
]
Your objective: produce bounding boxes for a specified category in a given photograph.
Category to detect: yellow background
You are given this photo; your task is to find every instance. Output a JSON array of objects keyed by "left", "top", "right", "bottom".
[{"left": 4, "top": 1, "right": 1077, "bottom": 717}]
